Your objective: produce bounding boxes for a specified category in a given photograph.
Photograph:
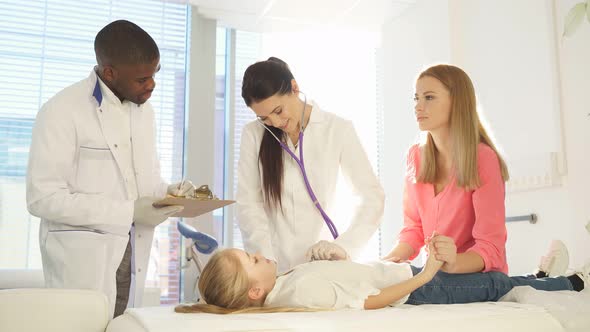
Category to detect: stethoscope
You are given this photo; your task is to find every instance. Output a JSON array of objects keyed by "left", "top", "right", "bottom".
[{"left": 256, "top": 92, "right": 339, "bottom": 239}]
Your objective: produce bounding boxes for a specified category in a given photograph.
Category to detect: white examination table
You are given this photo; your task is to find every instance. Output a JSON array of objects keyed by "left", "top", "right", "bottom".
[{"left": 107, "top": 287, "right": 590, "bottom": 332}]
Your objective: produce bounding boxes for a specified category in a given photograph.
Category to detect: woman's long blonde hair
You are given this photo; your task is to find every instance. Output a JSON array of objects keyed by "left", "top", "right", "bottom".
[
  {"left": 416, "top": 64, "right": 509, "bottom": 189},
  {"left": 175, "top": 249, "right": 313, "bottom": 314}
]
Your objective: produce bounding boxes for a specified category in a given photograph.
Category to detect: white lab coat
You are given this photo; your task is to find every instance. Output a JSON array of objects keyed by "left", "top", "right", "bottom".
[
  {"left": 236, "top": 102, "right": 385, "bottom": 273},
  {"left": 26, "top": 69, "right": 167, "bottom": 318}
]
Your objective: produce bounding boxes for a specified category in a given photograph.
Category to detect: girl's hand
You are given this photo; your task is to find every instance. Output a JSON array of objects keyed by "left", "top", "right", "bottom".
[
  {"left": 431, "top": 234, "right": 457, "bottom": 272},
  {"left": 422, "top": 242, "right": 443, "bottom": 279},
  {"left": 424, "top": 230, "right": 437, "bottom": 254}
]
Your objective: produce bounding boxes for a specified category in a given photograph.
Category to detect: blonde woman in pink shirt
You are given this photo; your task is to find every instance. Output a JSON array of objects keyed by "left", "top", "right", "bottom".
[{"left": 383, "top": 64, "right": 510, "bottom": 275}]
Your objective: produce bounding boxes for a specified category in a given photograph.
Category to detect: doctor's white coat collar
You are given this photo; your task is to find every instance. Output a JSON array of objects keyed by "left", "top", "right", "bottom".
[
  {"left": 90, "top": 67, "right": 136, "bottom": 108},
  {"left": 91, "top": 69, "right": 104, "bottom": 106},
  {"left": 307, "top": 100, "right": 326, "bottom": 126}
]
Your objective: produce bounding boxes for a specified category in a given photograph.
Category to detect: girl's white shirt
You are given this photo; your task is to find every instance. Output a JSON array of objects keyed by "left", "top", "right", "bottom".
[
  {"left": 264, "top": 260, "right": 413, "bottom": 309},
  {"left": 236, "top": 101, "right": 385, "bottom": 273}
]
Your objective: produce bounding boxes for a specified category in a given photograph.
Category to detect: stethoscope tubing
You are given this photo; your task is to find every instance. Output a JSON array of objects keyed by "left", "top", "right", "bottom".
[{"left": 256, "top": 93, "right": 339, "bottom": 239}]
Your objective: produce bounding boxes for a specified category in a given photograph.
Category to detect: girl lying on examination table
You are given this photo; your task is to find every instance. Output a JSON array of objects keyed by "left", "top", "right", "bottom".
[{"left": 175, "top": 240, "right": 589, "bottom": 314}]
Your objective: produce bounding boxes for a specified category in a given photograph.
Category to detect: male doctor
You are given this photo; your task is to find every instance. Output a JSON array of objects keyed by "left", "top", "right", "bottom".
[{"left": 26, "top": 20, "right": 194, "bottom": 318}]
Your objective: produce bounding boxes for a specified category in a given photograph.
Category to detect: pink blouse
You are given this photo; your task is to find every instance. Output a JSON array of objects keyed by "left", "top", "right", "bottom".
[{"left": 399, "top": 143, "right": 508, "bottom": 274}]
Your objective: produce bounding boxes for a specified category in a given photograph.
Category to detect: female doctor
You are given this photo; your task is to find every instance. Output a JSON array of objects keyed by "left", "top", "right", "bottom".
[{"left": 236, "top": 57, "right": 385, "bottom": 273}]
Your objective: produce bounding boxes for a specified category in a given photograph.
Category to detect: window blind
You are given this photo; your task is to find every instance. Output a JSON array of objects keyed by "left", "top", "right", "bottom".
[{"left": 230, "top": 30, "right": 261, "bottom": 249}]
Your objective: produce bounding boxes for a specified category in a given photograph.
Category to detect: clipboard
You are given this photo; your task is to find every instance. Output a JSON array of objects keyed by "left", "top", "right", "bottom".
[{"left": 153, "top": 197, "right": 235, "bottom": 218}]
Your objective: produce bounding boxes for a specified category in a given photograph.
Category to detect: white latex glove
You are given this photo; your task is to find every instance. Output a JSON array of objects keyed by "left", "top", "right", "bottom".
[
  {"left": 167, "top": 180, "right": 196, "bottom": 197},
  {"left": 305, "top": 240, "right": 349, "bottom": 262},
  {"left": 133, "top": 196, "right": 184, "bottom": 227}
]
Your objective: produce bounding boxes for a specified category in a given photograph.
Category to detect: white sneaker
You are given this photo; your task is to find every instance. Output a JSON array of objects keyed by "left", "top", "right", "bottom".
[{"left": 538, "top": 240, "right": 569, "bottom": 277}]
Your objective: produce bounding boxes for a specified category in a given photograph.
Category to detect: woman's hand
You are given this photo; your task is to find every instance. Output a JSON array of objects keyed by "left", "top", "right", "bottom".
[
  {"left": 381, "top": 242, "right": 414, "bottom": 263},
  {"left": 381, "top": 254, "right": 407, "bottom": 263},
  {"left": 430, "top": 234, "right": 457, "bottom": 273}
]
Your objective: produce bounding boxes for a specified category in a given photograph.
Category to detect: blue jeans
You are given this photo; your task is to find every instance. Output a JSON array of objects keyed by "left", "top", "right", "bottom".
[{"left": 406, "top": 266, "right": 573, "bottom": 305}]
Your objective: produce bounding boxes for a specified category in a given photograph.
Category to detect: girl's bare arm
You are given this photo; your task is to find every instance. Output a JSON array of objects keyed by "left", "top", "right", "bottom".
[{"left": 365, "top": 245, "right": 443, "bottom": 310}]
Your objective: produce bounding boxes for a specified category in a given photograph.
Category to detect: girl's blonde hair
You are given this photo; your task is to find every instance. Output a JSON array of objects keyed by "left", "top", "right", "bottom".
[
  {"left": 416, "top": 64, "right": 509, "bottom": 189},
  {"left": 174, "top": 249, "right": 314, "bottom": 314}
]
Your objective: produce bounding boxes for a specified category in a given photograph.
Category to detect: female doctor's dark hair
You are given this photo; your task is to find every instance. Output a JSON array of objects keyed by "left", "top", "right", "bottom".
[{"left": 241, "top": 57, "right": 294, "bottom": 210}]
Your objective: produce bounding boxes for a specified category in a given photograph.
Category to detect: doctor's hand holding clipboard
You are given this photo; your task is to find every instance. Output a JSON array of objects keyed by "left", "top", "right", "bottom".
[
  {"left": 132, "top": 180, "right": 200, "bottom": 227},
  {"left": 153, "top": 182, "right": 235, "bottom": 219},
  {"left": 235, "top": 57, "right": 385, "bottom": 273}
]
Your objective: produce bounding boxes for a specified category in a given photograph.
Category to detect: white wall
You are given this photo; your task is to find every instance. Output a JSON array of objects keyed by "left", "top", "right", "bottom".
[
  {"left": 258, "top": 29, "right": 379, "bottom": 164},
  {"left": 380, "top": 0, "right": 590, "bottom": 274},
  {"left": 379, "top": 0, "right": 452, "bottom": 262},
  {"left": 507, "top": 0, "right": 590, "bottom": 273}
]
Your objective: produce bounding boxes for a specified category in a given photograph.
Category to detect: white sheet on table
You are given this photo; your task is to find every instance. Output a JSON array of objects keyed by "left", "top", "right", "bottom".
[
  {"left": 107, "top": 302, "right": 564, "bottom": 332},
  {"left": 500, "top": 286, "right": 590, "bottom": 332}
]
